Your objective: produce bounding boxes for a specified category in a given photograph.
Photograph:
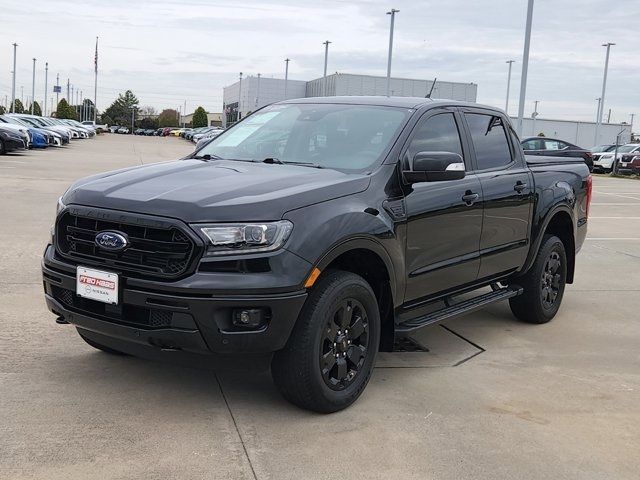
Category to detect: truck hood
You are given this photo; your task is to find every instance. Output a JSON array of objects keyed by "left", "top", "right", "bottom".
[{"left": 63, "top": 159, "right": 370, "bottom": 223}]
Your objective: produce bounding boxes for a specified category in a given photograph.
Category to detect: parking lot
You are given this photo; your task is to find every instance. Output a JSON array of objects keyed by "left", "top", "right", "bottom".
[{"left": 1, "top": 134, "right": 639, "bottom": 479}]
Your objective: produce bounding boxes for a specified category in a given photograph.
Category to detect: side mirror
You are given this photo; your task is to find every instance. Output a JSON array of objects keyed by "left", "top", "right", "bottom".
[{"left": 403, "top": 151, "right": 466, "bottom": 183}]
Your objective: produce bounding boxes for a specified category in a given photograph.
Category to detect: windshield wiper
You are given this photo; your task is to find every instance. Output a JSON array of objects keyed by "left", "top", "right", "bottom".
[
  {"left": 192, "top": 153, "right": 223, "bottom": 161},
  {"left": 260, "top": 158, "right": 322, "bottom": 168}
]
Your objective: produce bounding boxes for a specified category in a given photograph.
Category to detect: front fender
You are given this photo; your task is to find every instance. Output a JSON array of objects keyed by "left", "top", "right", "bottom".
[{"left": 283, "top": 196, "right": 405, "bottom": 307}]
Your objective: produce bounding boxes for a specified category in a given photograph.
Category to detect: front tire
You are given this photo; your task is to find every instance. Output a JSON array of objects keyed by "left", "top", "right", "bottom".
[
  {"left": 510, "top": 235, "right": 567, "bottom": 324},
  {"left": 272, "top": 270, "right": 380, "bottom": 413}
]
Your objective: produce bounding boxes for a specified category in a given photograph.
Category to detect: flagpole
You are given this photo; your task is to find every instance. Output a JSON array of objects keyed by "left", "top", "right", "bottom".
[{"left": 93, "top": 36, "right": 98, "bottom": 122}]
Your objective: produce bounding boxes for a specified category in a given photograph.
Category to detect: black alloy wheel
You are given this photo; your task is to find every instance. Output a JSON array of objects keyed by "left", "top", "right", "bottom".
[{"left": 320, "top": 298, "right": 369, "bottom": 390}]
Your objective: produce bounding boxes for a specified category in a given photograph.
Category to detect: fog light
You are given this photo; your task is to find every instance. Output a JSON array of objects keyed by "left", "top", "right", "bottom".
[{"left": 232, "top": 308, "right": 265, "bottom": 329}]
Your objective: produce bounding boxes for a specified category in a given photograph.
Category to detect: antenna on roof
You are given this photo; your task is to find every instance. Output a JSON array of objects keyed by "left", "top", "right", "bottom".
[{"left": 425, "top": 78, "right": 437, "bottom": 98}]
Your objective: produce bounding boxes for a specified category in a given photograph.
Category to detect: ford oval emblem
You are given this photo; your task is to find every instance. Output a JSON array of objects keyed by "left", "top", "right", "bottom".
[{"left": 95, "top": 231, "right": 129, "bottom": 251}]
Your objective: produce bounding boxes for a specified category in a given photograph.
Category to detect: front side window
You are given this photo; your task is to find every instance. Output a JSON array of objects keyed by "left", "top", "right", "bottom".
[
  {"left": 198, "top": 103, "right": 410, "bottom": 172},
  {"left": 405, "top": 112, "right": 463, "bottom": 163},
  {"left": 465, "top": 113, "right": 513, "bottom": 170}
]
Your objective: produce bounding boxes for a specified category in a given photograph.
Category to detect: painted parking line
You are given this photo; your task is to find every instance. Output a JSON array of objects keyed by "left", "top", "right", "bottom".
[
  {"left": 594, "top": 191, "right": 640, "bottom": 201},
  {"left": 589, "top": 217, "right": 640, "bottom": 219},
  {"left": 586, "top": 238, "right": 640, "bottom": 240},
  {"left": 591, "top": 203, "right": 640, "bottom": 206}
]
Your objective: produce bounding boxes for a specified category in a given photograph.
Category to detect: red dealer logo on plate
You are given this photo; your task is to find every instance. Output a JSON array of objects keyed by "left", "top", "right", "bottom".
[{"left": 78, "top": 274, "right": 116, "bottom": 290}]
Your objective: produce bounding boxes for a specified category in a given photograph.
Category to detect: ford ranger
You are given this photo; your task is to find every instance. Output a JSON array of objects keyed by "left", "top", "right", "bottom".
[{"left": 42, "top": 97, "right": 592, "bottom": 412}]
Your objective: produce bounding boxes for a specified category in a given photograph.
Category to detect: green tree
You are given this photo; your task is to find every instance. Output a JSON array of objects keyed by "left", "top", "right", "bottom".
[
  {"left": 56, "top": 99, "right": 77, "bottom": 120},
  {"left": 192, "top": 106, "right": 208, "bottom": 128},
  {"left": 158, "top": 108, "right": 179, "bottom": 127},
  {"left": 29, "top": 101, "right": 42, "bottom": 116},
  {"left": 10, "top": 99, "right": 24, "bottom": 113},
  {"left": 0, "top": 105, "right": 5, "bottom": 115},
  {"left": 104, "top": 90, "right": 139, "bottom": 126},
  {"left": 139, "top": 117, "right": 159, "bottom": 129}
]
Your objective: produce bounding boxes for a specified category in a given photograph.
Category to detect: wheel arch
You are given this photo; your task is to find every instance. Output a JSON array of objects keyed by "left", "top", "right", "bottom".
[
  {"left": 314, "top": 238, "right": 398, "bottom": 351},
  {"left": 521, "top": 206, "right": 576, "bottom": 283}
]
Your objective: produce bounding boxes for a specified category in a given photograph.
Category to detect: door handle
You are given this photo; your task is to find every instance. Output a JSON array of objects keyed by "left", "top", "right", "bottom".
[
  {"left": 514, "top": 181, "right": 528, "bottom": 193},
  {"left": 462, "top": 191, "right": 479, "bottom": 206}
]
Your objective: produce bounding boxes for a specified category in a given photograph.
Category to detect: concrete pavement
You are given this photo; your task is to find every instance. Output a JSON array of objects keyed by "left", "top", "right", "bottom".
[{"left": 1, "top": 135, "right": 638, "bottom": 479}]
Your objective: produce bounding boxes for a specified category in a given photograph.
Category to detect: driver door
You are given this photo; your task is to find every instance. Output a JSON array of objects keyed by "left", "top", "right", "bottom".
[{"left": 403, "top": 109, "right": 483, "bottom": 303}]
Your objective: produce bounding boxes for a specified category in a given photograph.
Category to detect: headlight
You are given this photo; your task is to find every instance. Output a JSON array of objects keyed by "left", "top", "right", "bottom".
[
  {"left": 56, "top": 196, "right": 66, "bottom": 216},
  {"left": 195, "top": 220, "right": 293, "bottom": 256}
]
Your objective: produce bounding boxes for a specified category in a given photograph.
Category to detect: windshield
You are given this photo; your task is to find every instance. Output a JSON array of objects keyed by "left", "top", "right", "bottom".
[
  {"left": 590, "top": 145, "right": 615, "bottom": 152},
  {"left": 197, "top": 103, "right": 410, "bottom": 171},
  {"left": 615, "top": 145, "right": 640, "bottom": 153}
]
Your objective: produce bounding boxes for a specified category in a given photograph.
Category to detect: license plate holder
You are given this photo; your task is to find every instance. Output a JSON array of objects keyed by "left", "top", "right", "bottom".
[{"left": 76, "top": 266, "right": 119, "bottom": 305}]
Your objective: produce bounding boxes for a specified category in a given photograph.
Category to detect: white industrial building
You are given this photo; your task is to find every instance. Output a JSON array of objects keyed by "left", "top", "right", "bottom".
[
  {"left": 222, "top": 75, "right": 306, "bottom": 125},
  {"left": 514, "top": 117, "right": 631, "bottom": 147},
  {"left": 222, "top": 73, "right": 477, "bottom": 126},
  {"left": 305, "top": 73, "right": 477, "bottom": 101}
]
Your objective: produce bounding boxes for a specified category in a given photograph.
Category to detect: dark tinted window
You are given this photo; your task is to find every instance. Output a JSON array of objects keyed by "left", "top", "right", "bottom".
[
  {"left": 406, "top": 113, "right": 463, "bottom": 163},
  {"left": 544, "top": 139, "right": 568, "bottom": 150},
  {"left": 465, "top": 114, "right": 513, "bottom": 169},
  {"left": 522, "top": 139, "right": 542, "bottom": 150}
]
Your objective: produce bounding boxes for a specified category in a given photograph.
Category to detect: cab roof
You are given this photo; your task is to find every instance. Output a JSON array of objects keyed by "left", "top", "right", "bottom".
[{"left": 279, "top": 96, "right": 490, "bottom": 111}]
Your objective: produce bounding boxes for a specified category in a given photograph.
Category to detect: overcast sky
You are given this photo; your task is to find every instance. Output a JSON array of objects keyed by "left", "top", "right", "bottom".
[{"left": 1, "top": 0, "right": 638, "bottom": 125}]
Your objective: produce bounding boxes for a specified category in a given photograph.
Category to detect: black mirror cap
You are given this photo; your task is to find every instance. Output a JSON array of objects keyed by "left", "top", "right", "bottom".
[{"left": 403, "top": 151, "right": 465, "bottom": 183}]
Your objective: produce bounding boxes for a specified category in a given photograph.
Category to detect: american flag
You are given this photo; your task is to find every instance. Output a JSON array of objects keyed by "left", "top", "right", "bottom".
[{"left": 94, "top": 37, "right": 98, "bottom": 74}]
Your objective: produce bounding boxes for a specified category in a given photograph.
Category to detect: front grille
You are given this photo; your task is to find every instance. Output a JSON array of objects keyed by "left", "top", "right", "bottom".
[{"left": 56, "top": 210, "right": 198, "bottom": 279}]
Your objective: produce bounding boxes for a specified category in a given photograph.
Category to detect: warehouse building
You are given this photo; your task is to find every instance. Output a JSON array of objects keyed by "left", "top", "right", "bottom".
[
  {"left": 305, "top": 73, "right": 477, "bottom": 101},
  {"left": 514, "top": 117, "right": 631, "bottom": 147},
  {"left": 222, "top": 72, "right": 477, "bottom": 126}
]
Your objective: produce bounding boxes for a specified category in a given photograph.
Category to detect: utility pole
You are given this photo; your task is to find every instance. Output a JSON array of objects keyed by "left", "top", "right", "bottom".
[
  {"left": 56, "top": 74, "right": 60, "bottom": 110},
  {"left": 284, "top": 58, "right": 290, "bottom": 99},
  {"left": 66, "top": 78, "right": 70, "bottom": 103},
  {"left": 322, "top": 40, "right": 331, "bottom": 96},
  {"left": 595, "top": 42, "right": 615, "bottom": 145},
  {"left": 386, "top": 8, "right": 399, "bottom": 97},
  {"left": 516, "top": 0, "right": 535, "bottom": 136},
  {"left": 11, "top": 43, "right": 17, "bottom": 113},
  {"left": 238, "top": 72, "right": 243, "bottom": 121},
  {"left": 595, "top": 98, "right": 601, "bottom": 124},
  {"left": 21, "top": 86, "right": 24, "bottom": 105},
  {"left": 80, "top": 90, "right": 83, "bottom": 121},
  {"left": 31, "top": 58, "right": 36, "bottom": 114},
  {"left": 44, "top": 62, "right": 48, "bottom": 116},
  {"left": 630, "top": 113, "right": 635, "bottom": 133},
  {"left": 130, "top": 106, "right": 136, "bottom": 134},
  {"left": 256, "top": 73, "right": 261, "bottom": 108},
  {"left": 94, "top": 36, "right": 98, "bottom": 122},
  {"left": 505, "top": 60, "right": 515, "bottom": 113},
  {"left": 183, "top": 100, "right": 186, "bottom": 127}
]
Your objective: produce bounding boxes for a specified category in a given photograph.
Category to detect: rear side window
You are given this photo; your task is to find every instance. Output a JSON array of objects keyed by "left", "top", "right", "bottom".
[
  {"left": 522, "top": 139, "right": 542, "bottom": 150},
  {"left": 544, "top": 139, "right": 567, "bottom": 150},
  {"left": 405, "top": 113, "right": 463, "bottom": 162},
  {"left": 465, "top": 113, "right": 513, "bottom": 169}
]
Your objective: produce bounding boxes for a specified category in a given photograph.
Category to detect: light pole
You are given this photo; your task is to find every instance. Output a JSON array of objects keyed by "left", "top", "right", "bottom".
[
  {"left": 10, "top": 43, "right": 17, "bottom": 113},
  {"left": 256, "top": 73, "right": 261, "bottom": 108},
  {"left": 516, "top": 0, "right": 535, "bottom": 136},
  {"left": 386, "top": 9, "right": 399, "bottom": 97},
  {"left": 238, "top": 72, "right": 243, "bottom": 121},
  {"left": 44, "top": 62, "right": 48, "bottom": 116},
  {"left": 31, "top": 58, "right": 36, "bottom": 114},
  {"left": 322, "top": 40, "right": 331, "bottom": 96},
  {"left": 56, "top": 74, "right": 60, "bottom": 111},
  {"left": 284, "top": 58, "right": 290, "bottom": 99},
  {"left": 21, "top": 86, "right": 24, "bottom": 105},
  {"left": 505, "top": 60, "right": 515, "bottom": 113},
  {"left": 130, "top": 106, "right": 136, "bottom": 134},
  {"left": 595, "top": 98, "right": 601, "bottom": 123},
  {"left": 630, "top": 113, "right": 635, "bottom": 134},
  {"left": 80, "top": 90, "right": 83, "bottom": 121},
  {"left": 532, "top": 100, "right": 539, "bottom": 136},
  {"left": 594, "top": 42, "right": 615, "bottom": 145}
]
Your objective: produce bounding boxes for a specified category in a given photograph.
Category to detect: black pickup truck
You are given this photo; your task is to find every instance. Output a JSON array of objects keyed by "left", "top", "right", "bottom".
[{"left": 43, "top": 97, "right": 592, "bottom": 412}]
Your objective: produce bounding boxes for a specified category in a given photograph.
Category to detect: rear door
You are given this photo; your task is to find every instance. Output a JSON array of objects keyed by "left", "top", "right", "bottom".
[
  {"left": 402, "top": 108, "right": 483, "bottom": 303},
  {"left": 461, "top": 109, "right": 534, "bottom": 280}
]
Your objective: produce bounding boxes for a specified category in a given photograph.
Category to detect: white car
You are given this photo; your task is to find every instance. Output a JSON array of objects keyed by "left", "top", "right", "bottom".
[
  {"left": 593, "top": 144, "right": 640, "bottom": 173},
  {"left": 117, "top": 127, "right": 130, "bottom": 134},
  {"left": 82, "top": 120, "right": 108, "bottom": 133}
]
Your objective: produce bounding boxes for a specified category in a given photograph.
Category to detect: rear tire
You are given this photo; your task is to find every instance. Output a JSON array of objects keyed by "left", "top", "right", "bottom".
[
  {"left": 510, "top": 235, "right": 567, "bottom": 324},
  {"left": 77, "top": 329, "right": 128, "bottom": 355},
  {"left": 272, "top": 270, "right": 380, "bottom": 413}
]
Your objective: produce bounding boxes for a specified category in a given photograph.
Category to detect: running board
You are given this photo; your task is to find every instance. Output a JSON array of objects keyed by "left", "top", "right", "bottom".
[{"left": 396, "top": 286, "right": 523, "bottom": 334}]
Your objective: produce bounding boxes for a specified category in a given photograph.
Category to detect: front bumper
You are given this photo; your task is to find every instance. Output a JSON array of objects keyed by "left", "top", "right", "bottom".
[
  {"left": 42, "top": 244, "right": 308, "bottom": 364},
  {"left": 3, "top": 137, "right": 27, "bottom": 151}
]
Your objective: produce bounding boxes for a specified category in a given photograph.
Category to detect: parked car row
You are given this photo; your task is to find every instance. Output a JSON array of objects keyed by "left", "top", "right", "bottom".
[
  {"left": 590, "top": 143, "right": 640, "bottom": 174},
  {"left": 0, "top": 114, "right": 96, "bottom": 154},
  {"left": 129, "top": 125, "right": 226, "bottom": 144}
]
